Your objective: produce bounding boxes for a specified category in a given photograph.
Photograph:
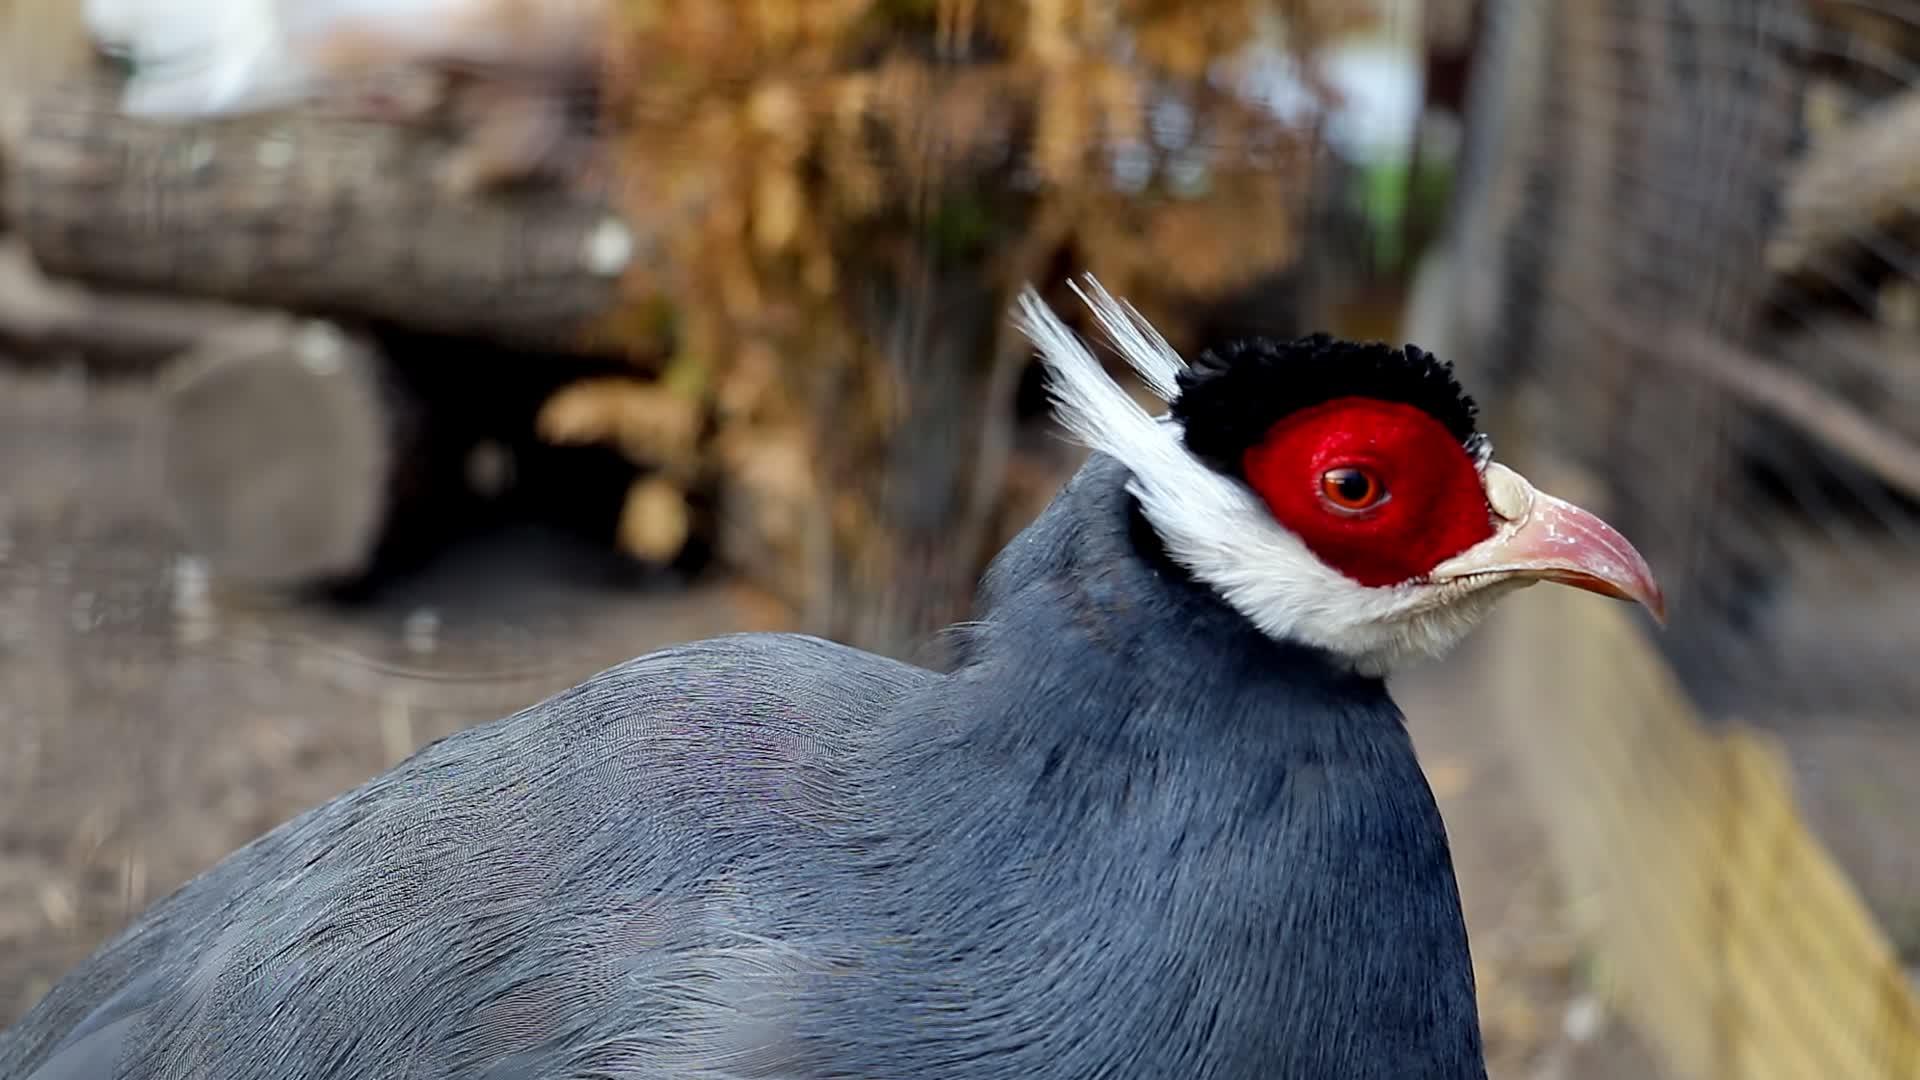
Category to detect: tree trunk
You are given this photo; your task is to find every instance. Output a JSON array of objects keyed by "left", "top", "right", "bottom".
[
  {"left": 2, "top": 85, "right": 641, "bottom": 354},
  {"left": 821, "top": 261, "right": 1029, "bottom": 660}
]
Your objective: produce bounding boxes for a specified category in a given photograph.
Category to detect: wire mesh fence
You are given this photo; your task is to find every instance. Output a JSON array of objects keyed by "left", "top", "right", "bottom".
[
  {"left": 1426, "top": 0, "right": 1920, "bottom": 1074},
  {"left": 17, "top": 0, "right": 1920, "bottom": 1073}
]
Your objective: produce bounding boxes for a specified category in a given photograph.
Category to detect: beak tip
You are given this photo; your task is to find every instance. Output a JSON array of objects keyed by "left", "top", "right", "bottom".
[
  {"left": 1598, "top": 571, "right": 1665, "bottom": 627},
  {"left": 1643, "top": 587, "right": 1669, "bottom": 628},
  {"left": 1433, "top": 473, "right": 1670, "bottom": 627},
  {"left": 1592, "top": 571, "right": 1666, "bottom": 627}
]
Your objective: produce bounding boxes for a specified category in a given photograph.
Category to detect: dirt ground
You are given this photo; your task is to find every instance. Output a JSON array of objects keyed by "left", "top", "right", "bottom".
[{"left": 0, "top": 365, "right": 1665, "bottom": 1078}]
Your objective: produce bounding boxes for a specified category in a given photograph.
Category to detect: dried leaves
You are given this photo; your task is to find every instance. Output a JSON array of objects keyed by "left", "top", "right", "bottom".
[
  {"left": 604, "top": 0, "right": 1360, "bottom": 361},
  {"left": 585, "top": 0, "right": 1366, "bottom": 605}
]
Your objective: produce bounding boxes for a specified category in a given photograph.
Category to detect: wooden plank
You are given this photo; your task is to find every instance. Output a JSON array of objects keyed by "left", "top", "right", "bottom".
[{"left": 1487, "top": 455, "right": 1920, "bottom": 1080}]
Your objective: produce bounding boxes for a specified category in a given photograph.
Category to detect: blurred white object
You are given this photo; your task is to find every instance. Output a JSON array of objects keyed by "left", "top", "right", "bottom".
[{"left": 83, "top": 0, "right": 604, "bottom": 118}]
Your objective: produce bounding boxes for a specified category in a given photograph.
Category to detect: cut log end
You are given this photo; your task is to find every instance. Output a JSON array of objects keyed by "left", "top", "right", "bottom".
[{"left": 157, "top": 321, "right": 408, "bottom": 588}]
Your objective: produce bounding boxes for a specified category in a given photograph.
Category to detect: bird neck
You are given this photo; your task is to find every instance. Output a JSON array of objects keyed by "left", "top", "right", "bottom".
[{"left": 866, "top": 455, "right": 1486, "bottom": 1075}]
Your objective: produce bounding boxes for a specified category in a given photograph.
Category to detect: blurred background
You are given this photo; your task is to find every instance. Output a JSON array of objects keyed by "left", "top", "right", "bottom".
[{"left": 1, "top": 0, "right": 1917, "bottom": 1075}]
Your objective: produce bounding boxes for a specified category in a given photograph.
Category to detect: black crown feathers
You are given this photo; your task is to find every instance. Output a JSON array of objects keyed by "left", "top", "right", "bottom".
[{"left": 1169, "top": 333, "right": 1486, "bottom": 478}]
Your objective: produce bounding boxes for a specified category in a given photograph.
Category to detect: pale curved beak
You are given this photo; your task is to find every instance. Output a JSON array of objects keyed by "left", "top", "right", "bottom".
[{"left": 1427, "top": 464, "right": 1667, "bottom": 625}]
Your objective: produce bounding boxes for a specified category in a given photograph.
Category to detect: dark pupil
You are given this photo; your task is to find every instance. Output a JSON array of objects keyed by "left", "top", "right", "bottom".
[{"left": 1331, "top": 469, "right": 1372, "bottom": 502}]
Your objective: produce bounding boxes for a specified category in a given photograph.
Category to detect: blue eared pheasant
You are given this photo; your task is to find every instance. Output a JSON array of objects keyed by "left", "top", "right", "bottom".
[{"left": 0, "top": 278, "right": 1663, "bottom": 1079}]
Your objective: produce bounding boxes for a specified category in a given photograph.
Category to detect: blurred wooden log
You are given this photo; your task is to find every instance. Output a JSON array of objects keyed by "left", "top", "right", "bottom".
[
  {"left": 0, "top": 239, "right": 267, "bottom": 369},
  {"left": 157, "top": 320, "right": 432, "bottom": 588},
  {"left": 1, "top": 86, "right": 643, "bottom": 353}
]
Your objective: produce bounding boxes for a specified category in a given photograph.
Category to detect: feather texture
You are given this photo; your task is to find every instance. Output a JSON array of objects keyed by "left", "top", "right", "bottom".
[{"left": 0, "top": 462, "right": 1485, "bottom": 1080}]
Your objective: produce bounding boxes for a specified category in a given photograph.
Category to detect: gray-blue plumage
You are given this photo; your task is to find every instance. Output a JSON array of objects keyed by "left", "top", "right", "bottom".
[{"left": 0, "top": 453, "right": 1486, "bottom": 1079}]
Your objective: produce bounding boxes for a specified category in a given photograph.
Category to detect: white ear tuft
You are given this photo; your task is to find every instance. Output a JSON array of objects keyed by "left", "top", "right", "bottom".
[
  {"left": 1066, "top": 275, "right": 1187, "bottom": 402},
  {"left": 1011, "top": 284, "right": 1170, "bottom": 465}
]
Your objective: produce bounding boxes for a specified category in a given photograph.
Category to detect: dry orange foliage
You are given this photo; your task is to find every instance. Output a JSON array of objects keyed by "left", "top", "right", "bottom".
[
  {"left": 603, "top": 0, "right": 1365, "bottom": 332},
  {"left": 587, "top": 0, "right": 1372, "bottom": 638}
]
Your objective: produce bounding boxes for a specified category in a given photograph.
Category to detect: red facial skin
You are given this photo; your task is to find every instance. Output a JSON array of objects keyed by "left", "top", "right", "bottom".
[{"left": 1241, "top": 397, "right": 1496, "bottom": 588}]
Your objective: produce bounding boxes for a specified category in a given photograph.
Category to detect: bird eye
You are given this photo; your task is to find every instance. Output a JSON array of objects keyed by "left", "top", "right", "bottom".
[{"left": 1320, "top": 467, "right": 1386, "bottom": 512}]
